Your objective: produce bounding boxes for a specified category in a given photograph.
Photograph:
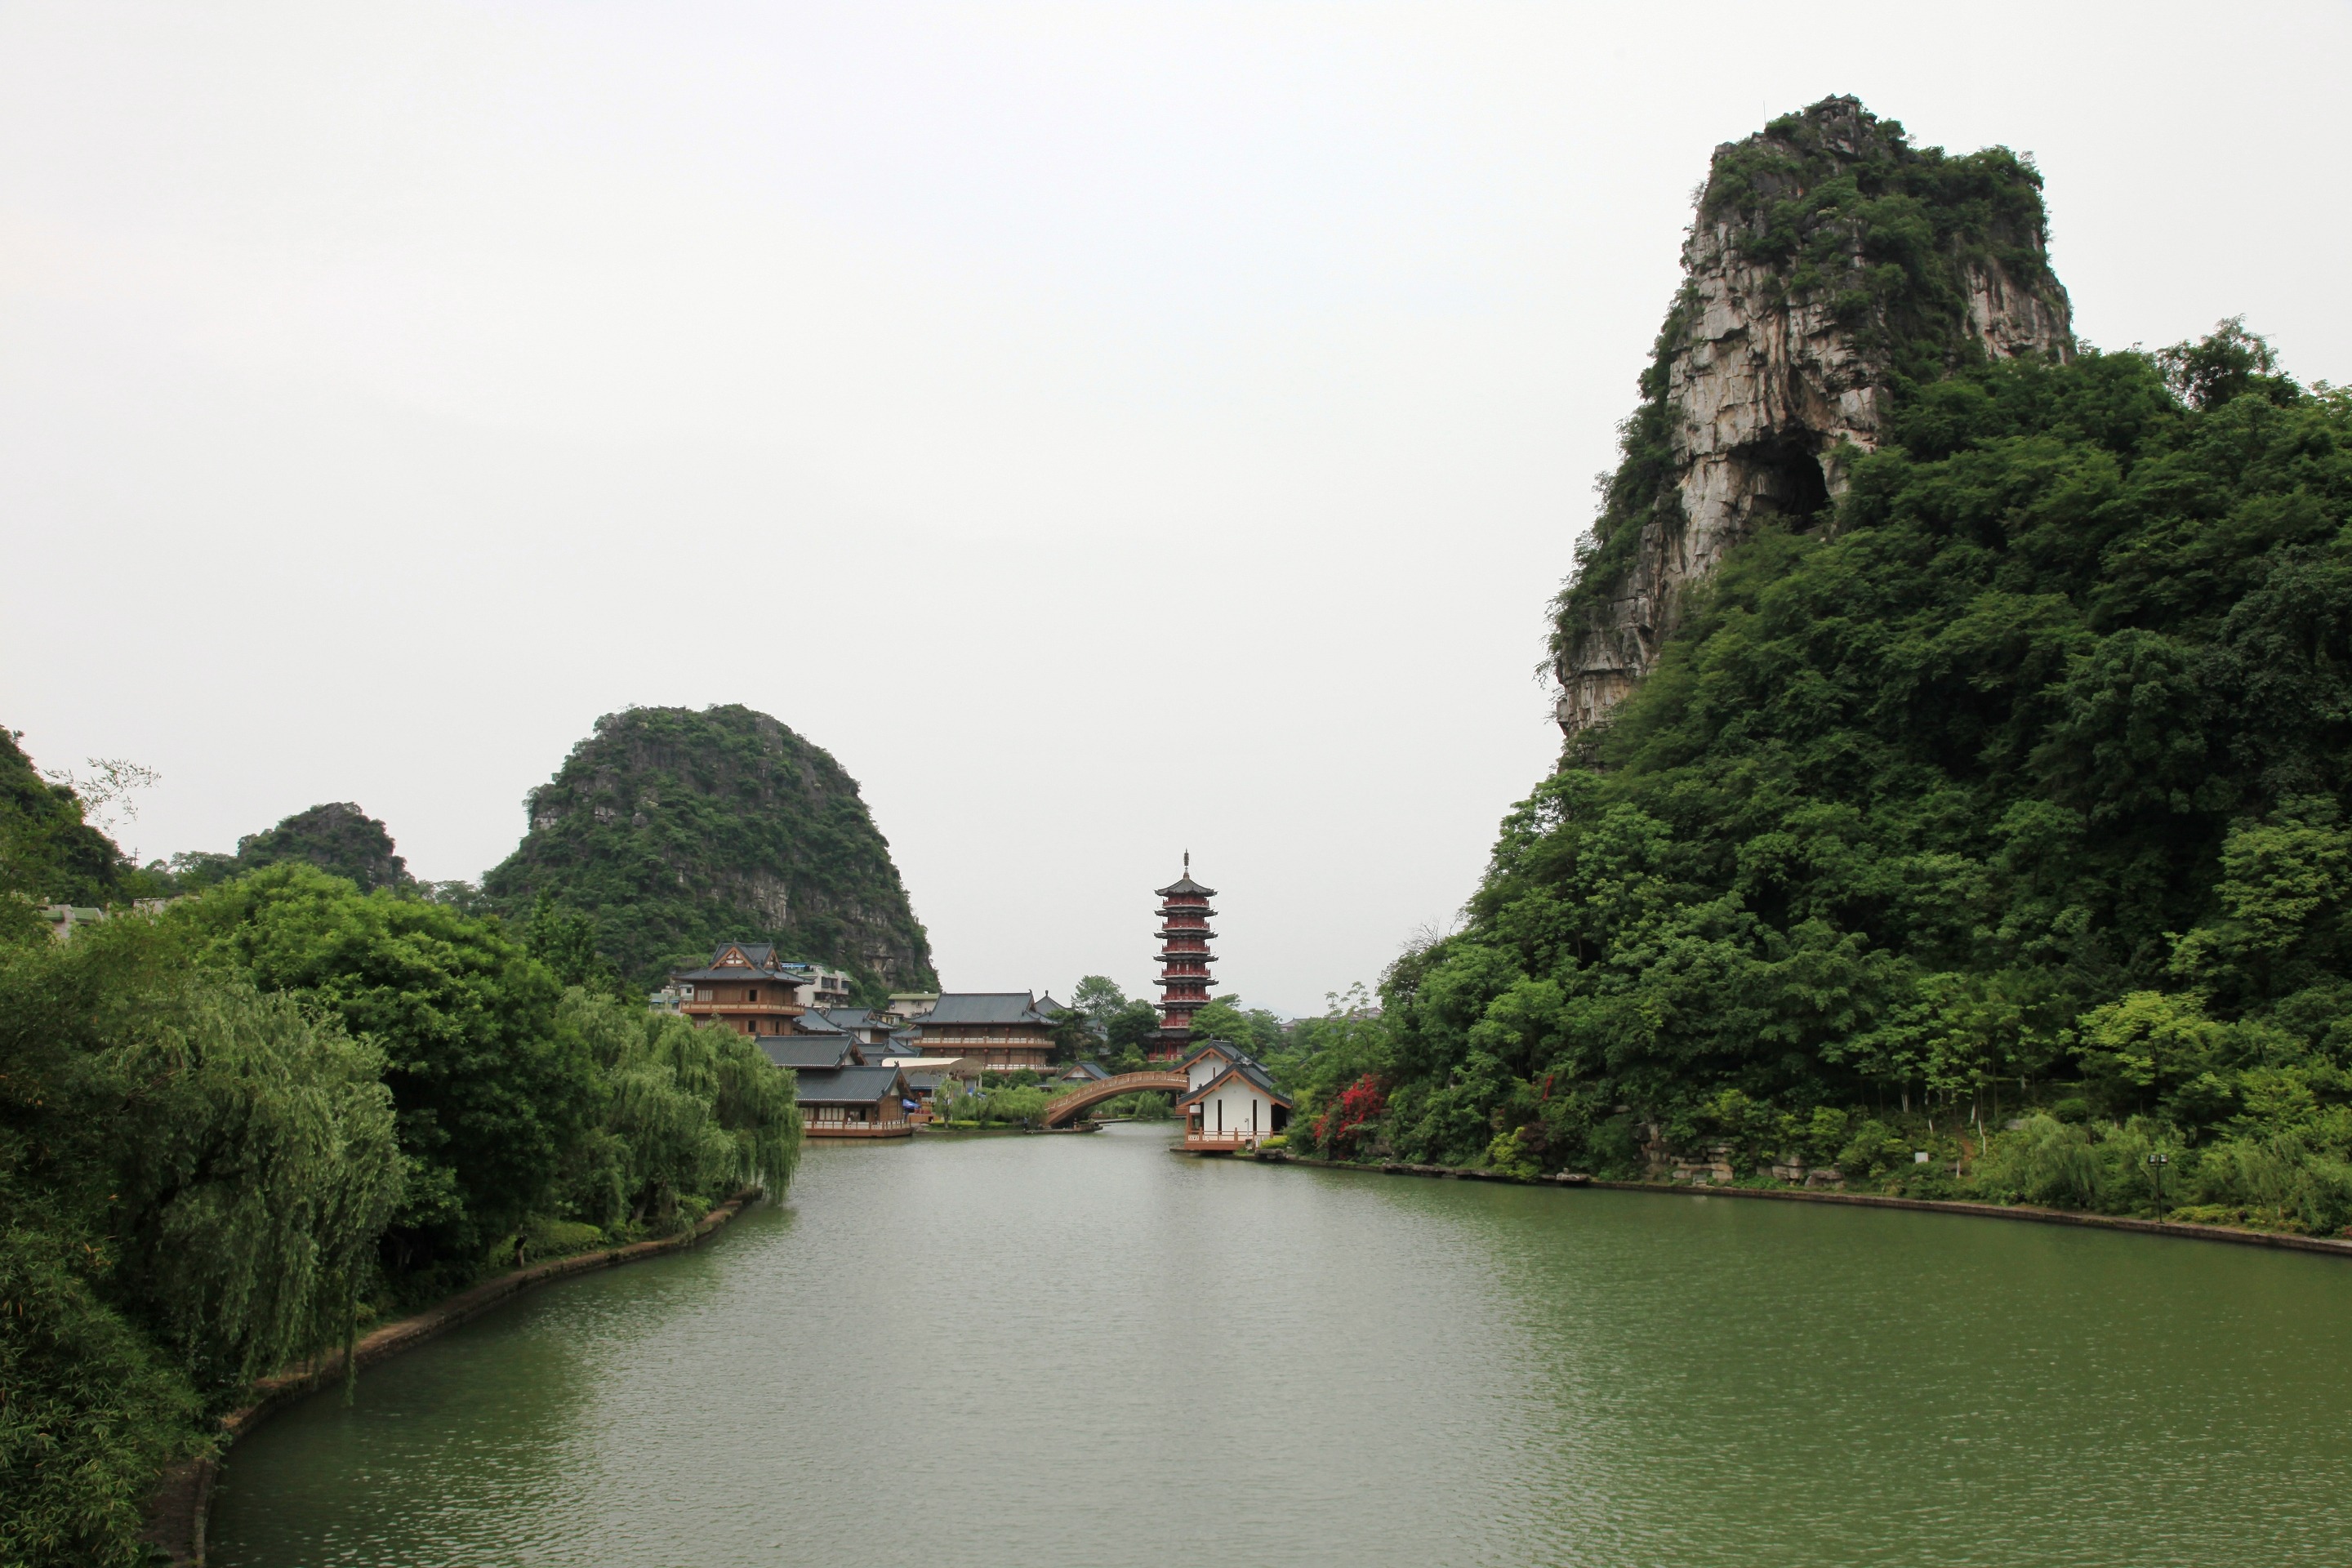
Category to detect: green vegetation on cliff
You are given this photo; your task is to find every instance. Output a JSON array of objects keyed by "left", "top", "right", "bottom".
[
  {"left": 1557, "top": 97, "right": 2064, "bottom": 654},
  {"left": 484, "top": 706, "right": 935, "bottom": 994},
  {"left": 1294, "top": 324, "right": 2352, "bottom": 1231},
  {"left": 0, "top": 730, "right": 136, "bottom": 915},
  {"left": 221, "top": 802, "right": 412, "bottom": 891}
]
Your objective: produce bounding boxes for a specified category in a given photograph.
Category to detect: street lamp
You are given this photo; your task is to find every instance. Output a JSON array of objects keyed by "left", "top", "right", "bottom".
[{"left": 2147, "top": 1152, "right": 2169, "bottom": 1217}]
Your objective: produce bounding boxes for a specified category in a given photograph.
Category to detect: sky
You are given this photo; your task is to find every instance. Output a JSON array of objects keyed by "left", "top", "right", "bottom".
[{"left": 3, "top": 2, "right": 2347, "bottom": 1014}]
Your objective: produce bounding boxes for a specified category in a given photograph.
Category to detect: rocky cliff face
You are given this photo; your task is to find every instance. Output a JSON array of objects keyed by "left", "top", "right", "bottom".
[
  {"left": 484, "top": 705, "right": 936, "bottom": 991},
  {"left": 1552, "top": 96, "right": 2074, "bottom": 742}
]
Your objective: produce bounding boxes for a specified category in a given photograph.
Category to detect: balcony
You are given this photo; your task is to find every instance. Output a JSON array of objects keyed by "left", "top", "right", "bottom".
[
  {"left": 803, "top": 1116, "right": 913, "bottom": 1140},
  {"left": 1184, "top": 1129, "right": 1272, "bottom": 1152}
]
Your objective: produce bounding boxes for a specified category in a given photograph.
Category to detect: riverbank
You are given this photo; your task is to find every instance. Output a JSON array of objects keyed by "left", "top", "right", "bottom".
[
  {"left": 1258, "top": 1151, "right": 2352, "bottom": 1259},
  {"left": 140, "top": 1192, "right": 759, "bottom": 1568}
]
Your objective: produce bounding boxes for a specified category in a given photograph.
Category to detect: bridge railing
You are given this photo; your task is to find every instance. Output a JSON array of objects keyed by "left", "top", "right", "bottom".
[{"left": 1040, "top": 1072, "right": 1191, "bottom": 1124}]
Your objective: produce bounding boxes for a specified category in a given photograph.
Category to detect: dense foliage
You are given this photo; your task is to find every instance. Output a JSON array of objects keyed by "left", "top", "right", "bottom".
[
  {"left": 483, "top": 705, "right": 936, "bottom": 994},
  {"left": 1293, "top": 331, "right": 2352, "bottom": 1232},
  {"left": 0, "top": 742, "right": 805, "bottom": 1565},
  {"left": 1066, "top": 975, "right": 1167, "bottom": 1070},
  {"left": 0, "top": 730, "right": 128, "bottom": 915},
  {"left": 184, "top": 866, "right": 596, "bottom": 1284},
  {"left": 225, "top": 802, "right": 412, "bottom": 891}
]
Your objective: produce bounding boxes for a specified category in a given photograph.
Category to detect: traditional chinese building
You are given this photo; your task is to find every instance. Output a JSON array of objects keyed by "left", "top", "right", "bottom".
[
  {"left": 670, "top": 942, "right": 808, "bottom": 1036},
  {"left": 1147, "top": 857, "right": 1216, "bottom": 1062},
  {"left": 1177, "top": 1040, "right": 1291, "bottom": 1151},
  {"left": 911, "top": 992, "right": 1059, "bottom": 1074},
  {"left": 793, "top": 1063, "right": 916, "bottom": 1138}
]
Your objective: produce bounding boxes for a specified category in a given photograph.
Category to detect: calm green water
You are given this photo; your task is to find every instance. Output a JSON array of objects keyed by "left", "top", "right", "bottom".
[{"left": 210, "top": 1123, "right": 2352, "bottom": 1567}]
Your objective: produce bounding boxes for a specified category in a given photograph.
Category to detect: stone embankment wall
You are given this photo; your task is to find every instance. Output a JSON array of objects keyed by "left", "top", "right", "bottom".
[
  {"left": 1260, "top": 1152, "right": 2352, "bottom": 1260},
  {"left": 142, "top": 1193, "right": 759, "bottom": 1568}
]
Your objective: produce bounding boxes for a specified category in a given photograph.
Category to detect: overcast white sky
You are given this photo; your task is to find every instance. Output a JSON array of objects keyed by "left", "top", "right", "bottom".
[{"left": 4, "top": 2, "right": 2346, "bottom": 1013}]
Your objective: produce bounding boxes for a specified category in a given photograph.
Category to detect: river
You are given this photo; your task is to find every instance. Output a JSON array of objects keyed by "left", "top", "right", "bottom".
[{"left": 208, "top": 1121, "right": 2352, "bottom": 1566}]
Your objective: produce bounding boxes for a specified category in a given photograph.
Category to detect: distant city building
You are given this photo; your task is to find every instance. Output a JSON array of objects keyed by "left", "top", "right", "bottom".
[
  {"left": 885, "top": 991, "right": 940, "bottom": 1021},
  {"left": 669, "top": 942, "right": 808, "bottom": 1036},
  {"left": 1147, "top": 857, "right": 1216, "bottom": 1062},
  {"left": 40, "top": 904, "right": 106, "bottom": 939},
  {"left": 795, "top": 966, "right": 854, "bottom": 1009},
  {"left": 807, "top": 1007, "right": 898, "bottom": 1047}
]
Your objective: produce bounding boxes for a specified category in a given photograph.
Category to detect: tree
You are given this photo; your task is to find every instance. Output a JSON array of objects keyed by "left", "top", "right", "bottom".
[
  {"left": 0, "top": 728, "right": 125, "bottom": 908},
  {"left": 1188, "top": 996, "right": 1285, "bottom": 1058},
  {"left": 0, "top": 903, "right": 408, "bottom": 1566},
  {"left": 551, "top": 991, "right": 799, "bottom": 1230},
  {"left": 1070, "top": 975, "right": 1128, "bottom": 1022},
  {"left": 1046, "top": 1008, "right": 1094, "bottom": 1064},
  {"left": 1103, "top": 1000, "right": 1160, "bottom": 1060},
  {"left": 232, "top": 803, "right": 412, "bottom": 891},
  {"left": 183, "top": 865, "right": 597, "bottom": 1281},
  {"left": 524, "top": 893, "right": 626, "bottom": 996}
]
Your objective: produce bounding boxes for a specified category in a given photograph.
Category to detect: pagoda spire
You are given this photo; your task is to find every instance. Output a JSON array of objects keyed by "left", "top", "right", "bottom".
[{"left": 1147, "top": 856, "right": 1218, "bottom": 1062}]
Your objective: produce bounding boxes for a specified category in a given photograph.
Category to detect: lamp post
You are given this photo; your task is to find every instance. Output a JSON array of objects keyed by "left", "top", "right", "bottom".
[{"left": 2147, "top": 1151, "right": 2169, "bottom": 1218}]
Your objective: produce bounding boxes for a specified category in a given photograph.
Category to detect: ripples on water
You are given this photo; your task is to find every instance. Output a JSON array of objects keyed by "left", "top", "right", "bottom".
[{"left": 209, "top": 1123, "right": 2352, "bottom": 1566}]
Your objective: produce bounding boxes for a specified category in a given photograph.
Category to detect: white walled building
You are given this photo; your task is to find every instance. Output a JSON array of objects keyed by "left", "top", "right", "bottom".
[{"left": 1177, "top": 1040, "right": 1292, "bottom": 1151}]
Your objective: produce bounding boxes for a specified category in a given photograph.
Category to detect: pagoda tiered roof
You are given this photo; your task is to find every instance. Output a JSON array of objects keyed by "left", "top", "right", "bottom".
[{"left": 1154, "top": 873, "right": 1218, "bottom": 898}]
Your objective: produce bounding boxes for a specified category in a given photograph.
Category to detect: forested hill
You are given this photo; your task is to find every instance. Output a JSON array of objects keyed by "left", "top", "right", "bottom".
[
  {"left": 484, "top": 705, "right": 936, "bottom": 992},
  {"left": 0, "top": 728, "right": 124, "bottom": 911},
  {"left": 1290, "top": 100, "right": 2352, "bottom": 1231}
]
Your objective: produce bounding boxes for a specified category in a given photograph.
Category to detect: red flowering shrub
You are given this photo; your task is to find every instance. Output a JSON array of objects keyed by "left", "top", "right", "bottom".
[{"left": 1313, "top": 1075, "right": 1387, "bottom": 1159}]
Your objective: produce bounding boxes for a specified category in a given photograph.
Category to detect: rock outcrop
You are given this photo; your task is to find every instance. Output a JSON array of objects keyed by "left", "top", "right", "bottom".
[
  {"left": 485, "top": 705, "right": 936, "bottom": 990},
  {"left": 1552, "top": 96, "right": 2074, "bottom": 742}
]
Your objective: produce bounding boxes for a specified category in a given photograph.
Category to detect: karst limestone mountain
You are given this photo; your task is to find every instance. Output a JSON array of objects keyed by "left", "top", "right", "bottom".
[
  {"left": 485, "top": 705, "right": 936, "bottom": 991},
  {"left": 1552, "top": 96, "right": 2075, "bottom": 742}
]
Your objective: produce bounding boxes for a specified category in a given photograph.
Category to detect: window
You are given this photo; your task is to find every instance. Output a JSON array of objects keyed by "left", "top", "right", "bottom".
[{"left": 747, "top": 988, "right": 758, "bottom": 1004}]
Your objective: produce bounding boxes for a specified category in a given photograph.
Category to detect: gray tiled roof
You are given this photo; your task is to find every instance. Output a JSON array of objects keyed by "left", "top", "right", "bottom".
[
  {"left": 1182, "top": 1039, "right": 1261, "bottom": 1073},
  {"left": 758, "top": 1037, "right": 863, "bottom": 1070},
  {"left": 792, "top": 1066, "right": 909, "bottom": 1105},
  {"left": 919, "top": 992, "right": 1051, "bottom": 1026},
  {"left": 1179, "top": 1058, "right": 1290, "bottom": 1108}
]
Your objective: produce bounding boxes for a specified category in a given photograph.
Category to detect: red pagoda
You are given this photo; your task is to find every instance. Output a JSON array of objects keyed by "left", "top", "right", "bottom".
[{"left": 1147, "top": 855, "right": 1217, "bottom": 1062}]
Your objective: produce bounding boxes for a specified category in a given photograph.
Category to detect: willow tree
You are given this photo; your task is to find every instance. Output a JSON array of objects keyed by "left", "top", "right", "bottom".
[{"left": 551, "top": 991, "right": 800, "bottom": 1232}]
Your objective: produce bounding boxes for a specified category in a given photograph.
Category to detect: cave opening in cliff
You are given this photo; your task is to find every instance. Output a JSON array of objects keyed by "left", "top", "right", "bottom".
[{"left": 1747, "top": 439, "right": 1833, "bottom": 528}]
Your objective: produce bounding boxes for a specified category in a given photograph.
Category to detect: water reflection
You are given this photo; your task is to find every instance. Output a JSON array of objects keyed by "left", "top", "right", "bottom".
[{"left": 213, "top": 1129, "right": 2352, "bottom": 1567}]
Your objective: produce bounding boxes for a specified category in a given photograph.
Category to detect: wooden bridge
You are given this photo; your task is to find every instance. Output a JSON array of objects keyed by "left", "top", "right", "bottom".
[{"left": 1041, "top": 1071, "right": 1187, "bottom": 1127}]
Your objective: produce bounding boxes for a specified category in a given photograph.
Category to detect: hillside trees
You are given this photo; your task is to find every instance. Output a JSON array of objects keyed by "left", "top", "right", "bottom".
[
  {"left": 182, "top": 866, "right": 597, "bottom": 1281},
  {"left": 483, "top": 705, "right": 935, "bottom": 991},
  {"left": 0, "top": 755, "right": 813, "bottom": 1564},
  {"left": 1309, "top": 332, "right": 2352, "bottom": 1221},
  {"left": 0, "top": 912, "right": 405, "bottom": 1566}
]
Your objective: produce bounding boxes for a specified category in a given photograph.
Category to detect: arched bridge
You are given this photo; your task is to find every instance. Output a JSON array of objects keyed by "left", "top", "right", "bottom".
[{"left": 1042, "top": 1071, "right": 1187, "bottom": 1127}]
